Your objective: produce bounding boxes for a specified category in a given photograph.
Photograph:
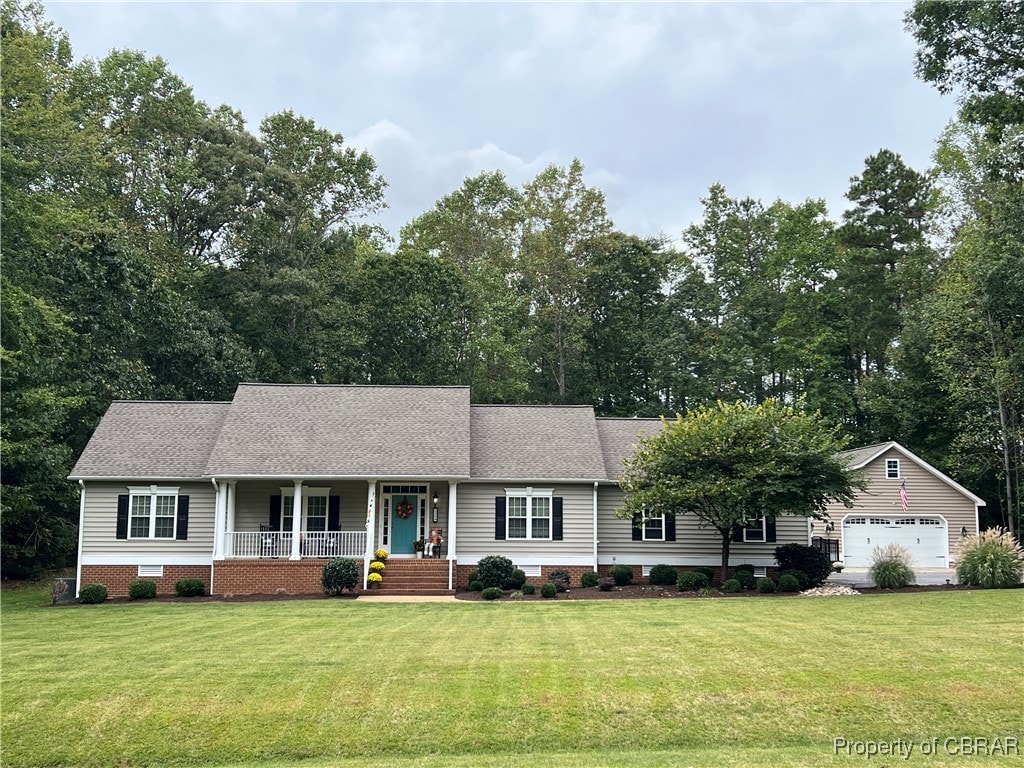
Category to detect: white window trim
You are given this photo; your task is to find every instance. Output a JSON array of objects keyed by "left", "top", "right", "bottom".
[
  {"left": 127, "top": 485, "right": 179, "bottom": 540},
  {"left": 742, "top": 516, "right": 766, "bottom": 543},
  {"left": 885, "top": 459, "right": 900, "bottom": 479},
  {"left": 642, "top": 512, "right": 665, "bottom": 541},
  {"left": 278, "top": 486, "right": 330, "bottom": 531},
  {"left": 504, "top": 487, "right": 554, "bottom": 541}
]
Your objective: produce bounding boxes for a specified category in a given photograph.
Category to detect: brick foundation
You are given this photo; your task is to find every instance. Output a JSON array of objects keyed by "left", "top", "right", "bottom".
[
  {"left": 212, "top": 559, "right": 364, "bottom": 596},
  {"left": 79, "top": 565, "right": 211, "bottom": 598},
  {"left": 456, "top": 564, "right": 599, "bottom": 589}
]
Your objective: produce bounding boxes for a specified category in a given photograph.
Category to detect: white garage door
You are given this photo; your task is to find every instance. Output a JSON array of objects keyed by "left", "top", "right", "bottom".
[{"left": 842, "top": 516, "right": 947, "bottom": 568}]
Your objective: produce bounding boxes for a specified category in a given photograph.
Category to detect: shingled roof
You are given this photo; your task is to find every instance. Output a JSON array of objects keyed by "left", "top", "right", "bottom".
[
  {"left": 69, "top": 401, "right": 230, "bottom": 479},
  {"left": 203, "top": 384, "right": 472, "bottom": 478},
  {"left": 594, "top": 417, "right": 663, "bottom": 480}
]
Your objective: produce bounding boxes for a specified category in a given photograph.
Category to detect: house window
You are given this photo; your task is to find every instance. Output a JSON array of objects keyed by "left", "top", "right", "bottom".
[
  {"left": 505, "top": 488, "right": 553, "bottom": 540},
  {"left": 128, "top": 487, "right": 178, "bottom": 539},
  {"left": 643, "top": 513, "right": 665, "bottom": 541},
  {"left": 279, "top": 487, "right": 329, "bottom": 531},
  {"left": 886, "top": 459, "right": 900, "bottom": 479},
  {"left": 743, "top": 517, "right": 766, "bottom": 542}
]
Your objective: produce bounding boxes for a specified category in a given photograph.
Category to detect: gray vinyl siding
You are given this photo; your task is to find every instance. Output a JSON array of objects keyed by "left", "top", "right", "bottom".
[
  {"left": 81, "top": 481, "right": 215, "bottom": 561},
  {"left": 813, "top": 448, "right": 979, "bottom": 564},
  {"left": 455, "top": 481, "right": 595, "bottom": 563},
  {"left": 597, "top": 486, "right": 809, "bottom": 566}
]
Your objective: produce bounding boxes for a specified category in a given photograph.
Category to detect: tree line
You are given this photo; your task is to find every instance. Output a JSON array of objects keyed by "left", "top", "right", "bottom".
[{"left": 2, "top": 0, "right": 1021, "bottom": 577}]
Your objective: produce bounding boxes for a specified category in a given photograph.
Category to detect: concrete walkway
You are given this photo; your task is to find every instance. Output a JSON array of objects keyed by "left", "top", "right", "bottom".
[
  {"left": 356, "top": 594, "right": 459, "bottom": 603},
  {"left": 828, "top": 568, "right": 958, "bottom": 588}
]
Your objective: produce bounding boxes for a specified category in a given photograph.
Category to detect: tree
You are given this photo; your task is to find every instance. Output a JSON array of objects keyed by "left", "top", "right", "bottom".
[{"left": 618, "top": 399, "right": 864, "bottom": 582}]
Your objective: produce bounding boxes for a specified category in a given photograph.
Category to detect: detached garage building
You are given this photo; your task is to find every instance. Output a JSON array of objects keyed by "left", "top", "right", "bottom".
[{"left": 813, "top": 441, "right": 985, "bottom": 568}]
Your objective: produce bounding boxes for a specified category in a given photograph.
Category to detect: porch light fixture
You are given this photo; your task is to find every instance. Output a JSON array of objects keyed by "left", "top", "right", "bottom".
[
  {"left": 432, "top": 493, "right": 439, "bottom": 523},
  {"left": 960, "top": 526, "right": 968, "bottom": 537}
]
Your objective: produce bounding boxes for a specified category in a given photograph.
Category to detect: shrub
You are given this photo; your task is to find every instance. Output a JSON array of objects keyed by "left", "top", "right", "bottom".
[
  {"left": 78, "top": 583, "right": 108, "bottom": 604},
  {"left": 469, "top": 580, "right": 484, "bottom": 592},
  {"left": 608, "top": 564, "right": 633, "bottom": 586},
  {"left": 733, "top": 563, "right": 756, "bottom": 574},
  {"left": 777, "top": 573, "right": 801, "bottom": 592},
  {"left": 957, "top": 529, "right": 1024, "bottom": 589},
  {"left": 467, "top": 569, "right": 480, "bottom": 584},
  {"left": 521, "top": 582, "right": 536, "bottom": 595},
  {"left": 870, "top": 544, "right": 915, "bottom": 590},
  {"left": 648, "top": 564, "right": 677, "bottom": 586},
  {"left": 540, "top": 582, "right": 557, "bottom": 598},
  {"left": 128, "top": 579, "right": 157, "bottom": 600},
  {"left": 322, "top": 558, "right": 359, "bottom": 594},
  {"left": 722, "top": 578, "right": 741, "bottom": 593},
  {"left": 757, "top": 577, "right": 776, "bottom": 593},
  {"left": 694, "top": 566, "right": 717, "bottom": 581},
  {"left": 549, "top": 570, "right": 570, "bottom": 592},
  {"left": 597, "top": 578, "right": 615, "bottom": 591},
  {"left": 481, "top": 587, "right": 503, "bottom": 600},
  {"left": 733, "top": 570, "right": 756, "bottom": 590},
  {"left": 774, "top": 544, "right": 832, "bottom": 587},
  {"left": 780, "top": 569, "right": 809, "bottom": 590},
  {"left": 676, "top": 571, "right": 710, "bottom": 592},
  {"left": 174, "top": 578, "right": 205, "bottom": 597},
  {"left": 580, "top": 570, "right": 600, "bottom": 588},
  {"left": 476, "top": 555, "right": 515, "bottom": 589},
  {"left": 505, "top": 569, "right": 528, "bottom": 590}
]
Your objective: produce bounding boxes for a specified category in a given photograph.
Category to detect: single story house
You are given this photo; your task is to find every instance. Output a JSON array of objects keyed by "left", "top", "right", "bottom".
[
  {"left": 69, "top": 385, "right": 984, "bottom": 596},
  {"left": 811, "top": 441, "right": 984, "bottom": 568}
]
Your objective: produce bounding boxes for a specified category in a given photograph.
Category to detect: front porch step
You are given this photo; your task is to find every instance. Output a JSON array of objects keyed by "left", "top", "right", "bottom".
[
  {"left": 373, "top": 559, "right": 451, "bottom": 592},
  {"left": 365, "top": 588, "right": 456, "bottom": 596}
]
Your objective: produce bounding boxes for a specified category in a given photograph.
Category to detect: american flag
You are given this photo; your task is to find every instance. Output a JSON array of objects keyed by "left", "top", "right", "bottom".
[{"left": 899, "top": 481, "right": 909, "bottom": 515}]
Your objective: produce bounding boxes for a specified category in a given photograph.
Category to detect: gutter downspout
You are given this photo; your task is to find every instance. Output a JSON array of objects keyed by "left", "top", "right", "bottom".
[
  {"left": 75, "top": 481, "right": 86, "bottom": 598},
  {"left": 592, "top": 481, "right": 599, "bottom": 573},
  {"left": 210, "top": 478, "right": 219, "bottom": 596}
]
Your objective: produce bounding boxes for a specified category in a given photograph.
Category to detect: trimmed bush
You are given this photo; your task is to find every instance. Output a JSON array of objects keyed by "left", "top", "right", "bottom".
[
  {"left": 648, "top": 564, "right": 677, "bottom": 586},
  {"left": 722, "top": 578, "right": 741, "bottom": 593},
  {"left": 774, "top": 543, "right": 832, "bottom": 587},
  {"left": 694, "top": 566, "right": 717, "bottom": 581},
  {"left": 505, "top": 568, "right": 528, "bottom": 590},
  {"left": 476, "top": 555, "right": 516, "bottom": 589},
  {"left": 128, "top": 579, "right": 157, "bottom": 600},
  {"left": 676, "top": 571, "right": 710, "bottom": 592},
  {"left": 608, "top": 564, "right": 633, "bottom": 586},
  {"left": 580, "top": 570, "right": 600, "bottom": 588},
  {"left": 957, "top": 529, "right": 1024, "bottom": 589},
  {"left": 733, "top": 563, "right": 756, "bottom": 574},
  {"left": 521, "top": 583, "right": 536, "bottom": 595},
  {"left": 777, "top": 573, "right": 801, "bottom": 592},
  {"left": 870, "top": 544, "right": 915, "bottom": 589},
  {"left": 540, "top": 582, "right": 557, "bottom": 598},
  {"left": 597, "top": 577, "right": 615, "bottom": 591},
  {"left": 757, "top": 577, "right": 776, "bottom": 593},
  {"left": 780, "top": 569, "right": 809, "bottom": 590},
  {"left": 467, "top": 569, "right": 480, "bottom": 585},
  {"left": 78, "top": 583, "right": 108, "bottom": 604},
  {"left": 733, "top": 570, "right": 756, "bottom": 590},
  {"left": 549, "top": 569, "right": 571, "bottom": 584},
  {"left": 469, "top": 580, "right": 484, "bottom": 592},
  {"left": 175, "top": 578, "right": 205, "bottom": 597},
  {"left": 322, "top": 558, "right": 360, "bottom": 594},
  {"left": 481, "top": 587, "right": 503, "bottom": 601}
]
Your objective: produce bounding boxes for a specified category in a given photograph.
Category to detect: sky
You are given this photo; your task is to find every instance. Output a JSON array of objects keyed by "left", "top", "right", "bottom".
[{"left": 45, "top": 1, "right": 956, "bottom": 247}]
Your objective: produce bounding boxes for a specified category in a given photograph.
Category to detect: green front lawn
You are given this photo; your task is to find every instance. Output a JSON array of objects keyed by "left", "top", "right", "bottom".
[{"left": 1, "top": 585, "right": 1021, "bottom": 767}]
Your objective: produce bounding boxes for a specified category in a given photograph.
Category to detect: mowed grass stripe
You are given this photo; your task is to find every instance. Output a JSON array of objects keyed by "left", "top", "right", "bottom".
[{"left": 1, "top": 588, "right": 1021, "bottom": 767}]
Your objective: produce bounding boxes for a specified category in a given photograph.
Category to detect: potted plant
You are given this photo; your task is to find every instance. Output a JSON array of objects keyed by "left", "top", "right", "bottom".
[
  {"left": 414, "top": 539, "right": 425, "bottom": 559},
  {"left": 367, "top": 572, "right": 383, "bottom": 588},
  {"left": 832, "top": 561, "right": 844, "bottom": 573}
]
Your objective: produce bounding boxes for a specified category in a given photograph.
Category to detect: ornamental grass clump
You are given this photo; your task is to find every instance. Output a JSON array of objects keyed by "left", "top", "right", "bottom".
[
  {"left": 870, "top": 543, "right": 915, "bottom": 590},
  {"left": 957, "top": 529, "right": 1024, "bottom": 589}
]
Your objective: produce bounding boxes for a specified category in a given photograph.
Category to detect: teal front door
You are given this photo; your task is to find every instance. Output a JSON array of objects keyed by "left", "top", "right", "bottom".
[{"left": 390, "top": 494, "right": 419, "bottom": 554}]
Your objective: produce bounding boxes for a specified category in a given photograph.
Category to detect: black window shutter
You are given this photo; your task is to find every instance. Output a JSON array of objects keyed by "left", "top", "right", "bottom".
[
  {"left": 116, "top": 494, "right": 129, "bottom": 539},
  {"left": 328, "top": 496, "right": 341, "bottom": 531},
  {"left": 552, "top": 497, "right": 563, "bottom": 541},
  {"left": 494, "top": 497, "right": 506, "bottom": 540},
  {"left": 270, "top": 495, "right": 281, "bottom": 530},
  {"left": 631, "top": 512, "right": 642, "bottom": 541},
  {"left": 665, "top": 513, "right": 676, "bottom": 542},
  {"left": 175, "top": 496, "right": 190, "bottom": 540},
  {"left": 731, "top": 524, "right": 744, "bottom": 542},
  {"left": 765, "top": 516, "right": 776, "bottom": 543}
]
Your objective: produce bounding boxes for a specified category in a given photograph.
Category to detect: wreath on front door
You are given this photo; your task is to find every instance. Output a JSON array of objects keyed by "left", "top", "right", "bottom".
[{"left": 395, "top": 500, "right": 414, "bottom": 519}]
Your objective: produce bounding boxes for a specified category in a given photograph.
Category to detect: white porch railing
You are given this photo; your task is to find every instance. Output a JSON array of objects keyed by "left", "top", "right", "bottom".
[{"left": 226, "top": 531, "right": 366, "bottom": 559}]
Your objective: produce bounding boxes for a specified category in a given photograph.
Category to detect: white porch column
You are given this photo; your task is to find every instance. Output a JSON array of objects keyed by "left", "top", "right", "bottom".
[
  {"left": 447, "top": 481, "right": 458, "bottom": 590},
  {"left": 289, "top": 480, "right": 303, "bottom": 560},
  {"left": 213, "top": 479, "right": 227, "bottom": 560},
  {"left": 226, "top": 480, "right": 237, "bottom": 557},
  {"left": 364, "top": 480, "right": 377, "bottom": 588}
]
